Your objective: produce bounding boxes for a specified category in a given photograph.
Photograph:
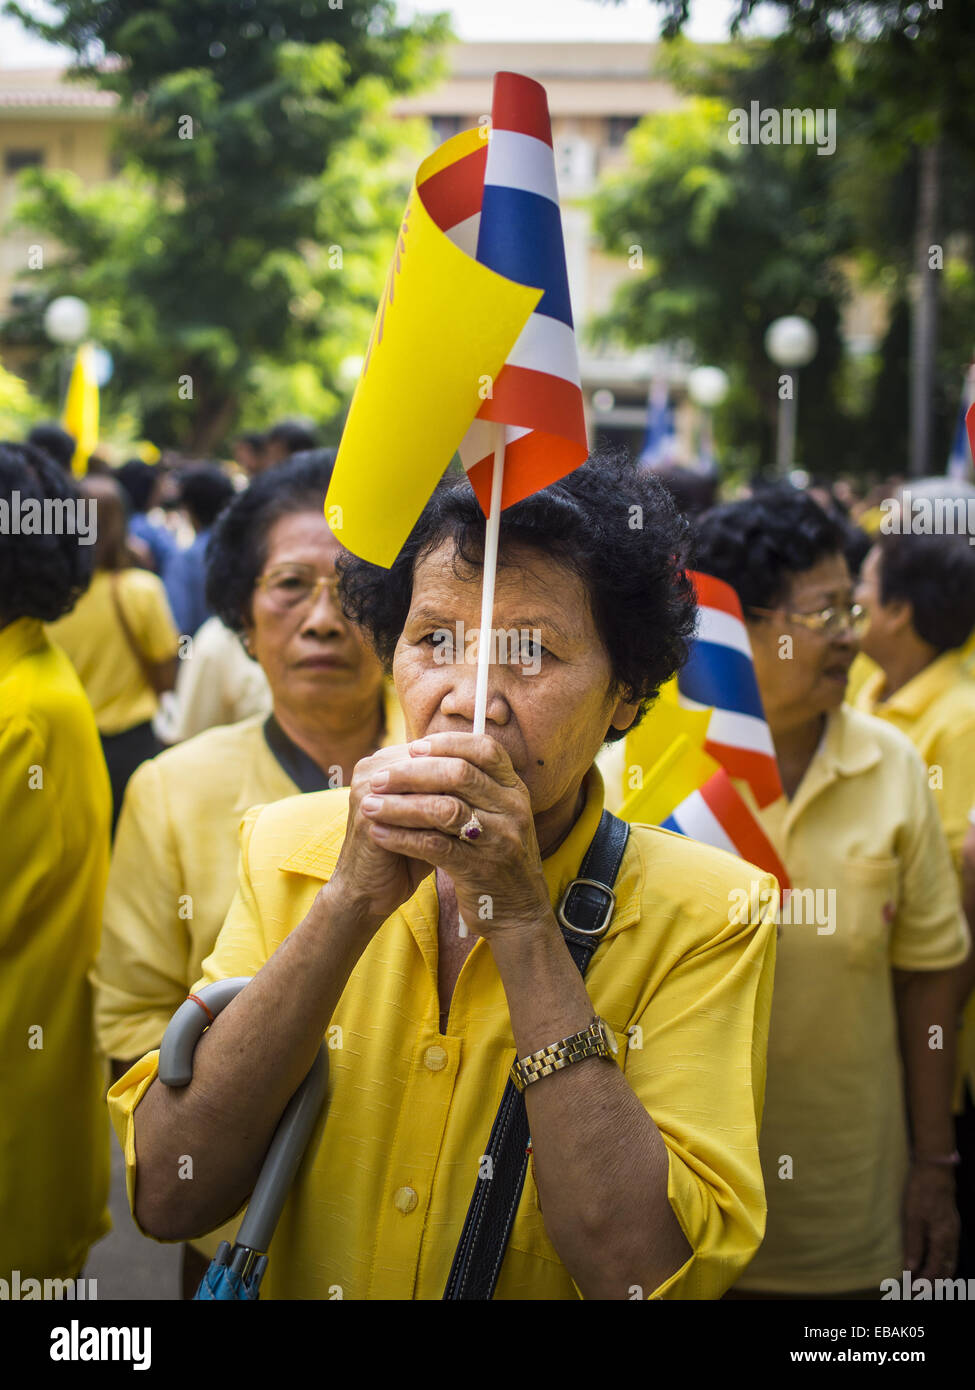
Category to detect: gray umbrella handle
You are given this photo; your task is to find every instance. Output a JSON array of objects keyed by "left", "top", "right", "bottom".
[
  {"left": 158, "top": 976, "right": 329, "bottom": 1255},
  {"left": 159, "top": 977, "right": 254, "bottom": 1085}
]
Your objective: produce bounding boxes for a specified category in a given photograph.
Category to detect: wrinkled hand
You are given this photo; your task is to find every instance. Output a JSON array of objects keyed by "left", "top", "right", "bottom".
[
  {"left": 356, "top": 732, "right": 552, "bottom": 938},
  {"left": 902, "top": 1162, "right": 959, "bottom": 1281},
  {"left": 325, "top": 743, "right": 434, "bottom": 931}
]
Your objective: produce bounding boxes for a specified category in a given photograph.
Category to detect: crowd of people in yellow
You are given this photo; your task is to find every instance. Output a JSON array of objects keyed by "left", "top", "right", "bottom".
[{"left": 2, "top": 422, "right": 974, "bottom": 1301}]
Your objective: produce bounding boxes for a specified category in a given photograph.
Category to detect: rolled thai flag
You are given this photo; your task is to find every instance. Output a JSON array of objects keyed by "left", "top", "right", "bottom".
[
  {"left": 660, "top": 767, "right": 791, "bottom": 889},
  {"left": 457, "top": 72, "right": 589, "bottom": 511},
  {"left": 679, "top": 572, "right": 784, "bottom": 809}
]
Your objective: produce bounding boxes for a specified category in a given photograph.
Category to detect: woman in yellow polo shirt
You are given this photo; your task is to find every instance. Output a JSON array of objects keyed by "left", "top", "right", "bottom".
[
  {"left": 852, "top": 527, "right": 975, "bottom": 1280},
  {"left": 92, "top": 451, "right": 402, "bottom": 1297},
  {"left": 47, "top": 474, "right": 180, "bottom": 832},
  {"left": 109, "top": 454, "right": 779, "bottom": 1300},
  {"left": 0, "top": 442, "right": 112, "bottom": 1280},
  {"left": 694, "top": 485, "right": 970, "bottom": 1298}
]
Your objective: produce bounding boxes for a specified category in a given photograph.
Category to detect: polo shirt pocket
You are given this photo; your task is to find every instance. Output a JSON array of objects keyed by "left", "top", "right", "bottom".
[{"left": 839, "top": 856, "right": 900, "bottom": 963}]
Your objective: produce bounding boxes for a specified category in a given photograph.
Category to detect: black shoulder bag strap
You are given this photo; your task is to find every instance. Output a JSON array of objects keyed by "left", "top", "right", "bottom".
[{"left": 443, "top": 807, "right": 630, "bottom": 1300}]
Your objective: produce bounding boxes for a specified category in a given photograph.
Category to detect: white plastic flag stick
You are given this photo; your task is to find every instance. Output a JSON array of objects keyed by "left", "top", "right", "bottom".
[{"left": 472, "top": 421, "right": 505, "bottom": 736}]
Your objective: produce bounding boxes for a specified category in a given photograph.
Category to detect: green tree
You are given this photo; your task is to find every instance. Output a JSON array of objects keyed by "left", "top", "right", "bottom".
[
  {"left": 2, "top": 0, "right": 449, "bottom": 451},
  {"left": 598, "top": 0, "right": 975, "bottom": 474},
  {"left": 591, "top": 45, "right": 857, "bottom": 476}
]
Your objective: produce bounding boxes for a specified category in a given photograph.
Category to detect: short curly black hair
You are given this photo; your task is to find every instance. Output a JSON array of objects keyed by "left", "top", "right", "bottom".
[
  {"left": 0, "top": 441, "right": 95, "bottom": 623},
  {"left": 877, "top": 530, "right": 975, "bottom": 653},
  {"left": 337, "top": 450, "right": 697, "bottom": 742},
  {"left": 205, "top": 448, "right": 336, "bottom": 632},
  {"left": 692, "top": 484, "right": 846, "bottom": 611}
]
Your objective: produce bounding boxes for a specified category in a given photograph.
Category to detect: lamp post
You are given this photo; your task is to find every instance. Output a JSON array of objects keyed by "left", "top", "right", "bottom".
[
  {"left": 686, "top": 366, "right": 729, "bottom": 472},
  {"left": 764, "top": 316, "right": 817, "bottom": 475}
]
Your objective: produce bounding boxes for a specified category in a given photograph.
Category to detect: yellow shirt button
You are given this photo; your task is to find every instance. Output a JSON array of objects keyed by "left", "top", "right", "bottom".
[
  {"left": 393, "top": 1186, "right": 418, "bottom": 1214},
  {"left": 423, "top": 1045, "right": 448, "bottom": 1071}
]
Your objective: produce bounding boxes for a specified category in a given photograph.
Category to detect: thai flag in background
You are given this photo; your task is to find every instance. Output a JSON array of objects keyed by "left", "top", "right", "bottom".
[
  {"left": 680, "top": 572, "right": 784, "bottom": 808},
  {"left": 659, "top": 768, "right": 790, "bottom": 888},
  {"left": 658, "top": 571, "right": 790, "bottom": 887},
  {"left": 454, "top": 72, "right": 589, "bottom": 511},
  {"left": 638, "top": 380, "right": 678, "bottom": 467}
]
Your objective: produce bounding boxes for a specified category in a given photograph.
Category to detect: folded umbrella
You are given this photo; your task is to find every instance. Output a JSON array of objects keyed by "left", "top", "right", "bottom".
[{"left": 158, "top": 977, "right": 329, "bottom": 1300}]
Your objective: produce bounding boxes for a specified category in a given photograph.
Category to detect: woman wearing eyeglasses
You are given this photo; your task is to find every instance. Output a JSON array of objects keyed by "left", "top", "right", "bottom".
[
  {"left": 91, "top": 450, "right": 403, "bottom": 1297},
  {"left": 693, "top": 485, "right": 969, "bottom": 1299}
]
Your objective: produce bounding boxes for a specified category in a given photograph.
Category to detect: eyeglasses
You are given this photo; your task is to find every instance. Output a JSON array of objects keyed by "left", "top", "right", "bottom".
[
  {"left": 256, "top": 564, "right": 341, "bottom": 612},
  {"left": 746, "top": 602, "right": 867, "bottom": 637}
]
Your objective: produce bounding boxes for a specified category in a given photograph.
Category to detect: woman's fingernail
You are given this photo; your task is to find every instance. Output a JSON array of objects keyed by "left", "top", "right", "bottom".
[
  {"left": 361, "top": 795, "right": 384, "bottom": 814},
  {"left": 410, "top": 739, "right": 430, "bottom": 754},
  {"left": 370, "top": 769, "right": 389, "bottom": 789}
]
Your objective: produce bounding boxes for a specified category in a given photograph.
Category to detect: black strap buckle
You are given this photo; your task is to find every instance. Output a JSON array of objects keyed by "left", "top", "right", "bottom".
[{"left": 556, "top": 877, "right": 617, "bottom": 937}]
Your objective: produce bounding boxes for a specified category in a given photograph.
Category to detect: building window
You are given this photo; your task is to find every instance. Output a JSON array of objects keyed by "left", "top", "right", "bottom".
[
  {"left": 431, "top": 115, "right": 465, "bottom": 144},
  {"left": 556, "top": 137, "right": 594, "bottom": 192},
  {"left": 607, "top": 116, "right": 639, "bottom": 148},
  {"left": 4, "top": 149, "right": 45, "bottom": 174}
]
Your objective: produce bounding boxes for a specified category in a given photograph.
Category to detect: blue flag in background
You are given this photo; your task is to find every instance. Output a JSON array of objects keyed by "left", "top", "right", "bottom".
[{"left": 639, "top": 379, "right": 677, "bottom": 466}]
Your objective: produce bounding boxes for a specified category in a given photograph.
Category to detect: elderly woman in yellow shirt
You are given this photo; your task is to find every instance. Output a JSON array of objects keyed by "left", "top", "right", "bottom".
[
  {"left": 693, "top": 486, "right": 970, "bottom": 1298},
  {"left": 92, "top": 450, "right": 403, "bottom": 1296},
  {"left": 108, "top": 454, "right": 779, "bottom": 1301},
  {"left": 852, "top": 528, "right": 975, "bottom": 1280},
  {"left": 0, "top": 442, "right": 112, "bottom": 1281}
]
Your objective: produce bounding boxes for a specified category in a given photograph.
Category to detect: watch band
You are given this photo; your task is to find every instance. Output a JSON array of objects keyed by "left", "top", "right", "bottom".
[{"left": 509, "top": 1016, "right": 613, "bottom": 1093}]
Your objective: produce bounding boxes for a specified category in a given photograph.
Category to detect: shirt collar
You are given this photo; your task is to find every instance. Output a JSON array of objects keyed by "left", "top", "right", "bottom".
[
  {"left": 263, "top": 714, "right": 333, "bottom": 795},
  {"left": 233, "top": 717, "right": 299, "bottom": 815},
  {"left": 240, "top": 681, "right": 406, "bottom": 816},
  {"left": 783, "top": 703, "right": 882, "bottom": 830},
  {"left": 868, "top": 649, "right": 965, "bottom": 720},
  {"left": 0, "top": 617, "right": 48, "bottom": 681}
]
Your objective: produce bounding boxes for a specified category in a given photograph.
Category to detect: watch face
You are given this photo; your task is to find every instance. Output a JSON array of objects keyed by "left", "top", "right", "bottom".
[{"left": 598, "top": 1018, "right": 619, "bottom": 1056}]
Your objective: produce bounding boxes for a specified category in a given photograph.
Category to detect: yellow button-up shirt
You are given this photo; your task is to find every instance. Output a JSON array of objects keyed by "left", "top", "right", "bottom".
[
  {"left": 94, "top": 690, "right": 406, "bottom": 1063},
  {"left": 852, "top": 649, "right": 975, "bottom": 876},
  {"left": 92, "top": 716, "right": 299, "bottom": 1063},
  {"left": 108, "top": 766, "right": 777, "bottom": 1299},
  {"left": 852, "top": 649, "right": 975, "bottom": 1103},
  {"left": 736, "top": 705, "right": 969, "bottom": 1293},
  {"left": 0, "top": 618, "right": 112, "bottom": 1278}
]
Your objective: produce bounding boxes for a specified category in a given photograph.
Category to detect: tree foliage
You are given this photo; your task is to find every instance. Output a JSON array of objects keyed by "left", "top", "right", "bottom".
[
  {"left": 2, "top": 0, "right": 449, "bottom": 450},
  {"left": 592, "top": 1, "right": 975, "bottom": 476},
  {"left": 591, "top": 21, "right": 975, "bottom": 477}
]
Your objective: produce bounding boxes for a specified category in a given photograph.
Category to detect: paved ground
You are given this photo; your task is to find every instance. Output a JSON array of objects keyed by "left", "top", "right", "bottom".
[{"left": 85, "top": 1138, "right": 180, "bottom": 1300}]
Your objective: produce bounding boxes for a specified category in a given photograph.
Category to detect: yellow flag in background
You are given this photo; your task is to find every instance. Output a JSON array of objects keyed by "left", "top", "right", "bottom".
[
  {"left": 62, "top": 342, "right": 99, "bottom": 477},
  {"left": 326, "top": 128, "right": 542, "bottom": 567},
  {"left": 617, "top": 681, "right": 720, "bottom": 824}
]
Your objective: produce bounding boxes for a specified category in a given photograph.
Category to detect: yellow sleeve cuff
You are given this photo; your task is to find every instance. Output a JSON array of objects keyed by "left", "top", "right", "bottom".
[{"left": 106, "top": 1049, "right": 181, "bottom": 1245}]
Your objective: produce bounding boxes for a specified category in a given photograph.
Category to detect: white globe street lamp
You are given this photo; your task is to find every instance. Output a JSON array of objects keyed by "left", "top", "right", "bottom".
[
  {"left": 43, "top": 295, "right": 90, "bottom": 345},
  {"left": 687, "top": 366, "right": 729, "bottom": 472},
  {"left": 44, "top": 296, "right": 92, "bottom": 412},
  {"left": 686, "top": 366, "right": 729, "bottom": 409},
  {"left": 765, "top": 316, "right": 818, "bottom": 474}
]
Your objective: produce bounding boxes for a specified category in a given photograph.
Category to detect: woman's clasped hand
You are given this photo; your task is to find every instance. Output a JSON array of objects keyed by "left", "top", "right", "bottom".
[{"left": 330, "top": 731, "right": 552, "bottom": 939}]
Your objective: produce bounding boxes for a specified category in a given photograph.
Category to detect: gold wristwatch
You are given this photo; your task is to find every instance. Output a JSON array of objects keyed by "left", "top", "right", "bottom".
[{"left": 509, "top": 1015, "right": 619, "bottom": 1093}]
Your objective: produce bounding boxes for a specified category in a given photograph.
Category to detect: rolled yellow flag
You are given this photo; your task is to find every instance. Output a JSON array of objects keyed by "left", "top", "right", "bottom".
[
  {"left": 62, "top": 342, "right": 99, "bottom": 477},
  {"left": 326, "top": 127, "right": 542, "bottom": 567}
]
